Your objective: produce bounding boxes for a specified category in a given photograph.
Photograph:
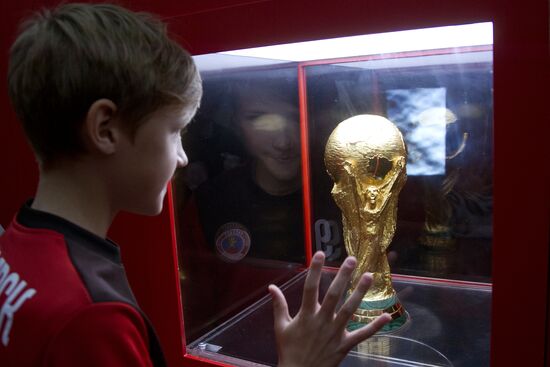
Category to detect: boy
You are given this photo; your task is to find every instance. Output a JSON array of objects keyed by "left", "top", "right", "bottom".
[{"left": 0, "top": 3, "right": 390, "bottom": 367}]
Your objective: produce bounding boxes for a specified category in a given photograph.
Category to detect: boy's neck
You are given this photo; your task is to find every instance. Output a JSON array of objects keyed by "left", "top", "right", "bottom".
[{"left": 32, "top": 163, "right": 115, "bottom": 238}]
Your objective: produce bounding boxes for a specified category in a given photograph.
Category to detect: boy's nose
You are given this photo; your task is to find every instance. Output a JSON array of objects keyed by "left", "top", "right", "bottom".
[
  {"left": 272, "top": 123, "right": 299, "bottom": 151},
  {"left": 273, "top": 131, "right": 292, "bottom": 150},
  {"left": 177, "top": 141, "right": 188, "bottom": 168}
]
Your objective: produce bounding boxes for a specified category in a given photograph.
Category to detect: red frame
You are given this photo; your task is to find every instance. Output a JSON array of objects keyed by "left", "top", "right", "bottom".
[
  {"left": 1, "top": 1, "right": 548, "bottom": 367},
  {"left": 297, "top": 64, "right": 313, "bottom": 266}
]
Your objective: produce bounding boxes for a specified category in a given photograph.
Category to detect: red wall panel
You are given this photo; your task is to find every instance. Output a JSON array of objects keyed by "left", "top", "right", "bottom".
[
  {"left": 0, "top": 1, "right": 40, "bottom": 228},
  {"left": 491, "top": 1, "right": 550, "bottom": 365}
]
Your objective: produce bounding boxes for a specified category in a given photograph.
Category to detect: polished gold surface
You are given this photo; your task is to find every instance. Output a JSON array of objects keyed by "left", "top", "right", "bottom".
[{"left": 325, "top": 115, "right": 407, "bottom": 302}]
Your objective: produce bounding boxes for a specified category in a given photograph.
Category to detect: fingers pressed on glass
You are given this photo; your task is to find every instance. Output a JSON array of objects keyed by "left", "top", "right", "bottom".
[
  {"left": 269, "top": 284, "right": 291, "bottom": 327},
  {"left": 300, "top": 251, "right": 325, "bottom": 313},
  {"left": 334, "top": 272, "right": 372, "bottom": 327},
  {"left": 319, "top": 256, "right": 357, "bottom": 316}
]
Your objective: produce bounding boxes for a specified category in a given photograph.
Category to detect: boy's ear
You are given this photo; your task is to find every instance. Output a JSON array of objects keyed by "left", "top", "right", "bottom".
[{"left": 83, "top": 99, "right": 122, "bottom": 154}]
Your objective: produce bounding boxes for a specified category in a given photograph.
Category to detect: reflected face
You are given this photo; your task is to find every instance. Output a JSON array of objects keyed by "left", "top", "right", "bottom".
[
  {"left": 114, "top": 104, "right": 197, "bottom": 215},
  {"left": 237, "top": 90, "right": 301, "bottom": 184}
]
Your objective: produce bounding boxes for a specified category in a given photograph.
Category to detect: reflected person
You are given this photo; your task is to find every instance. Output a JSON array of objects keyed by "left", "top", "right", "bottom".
[
  {"left": 191, "top": 78, "right": 304, "bottom": 263},
  {"left": 178, "top": 77, "right": 305, "bottom": 341}
]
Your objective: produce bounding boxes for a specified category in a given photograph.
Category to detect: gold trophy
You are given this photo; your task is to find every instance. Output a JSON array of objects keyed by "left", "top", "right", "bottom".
[{"left": 324, "top": 115, "right": 408, "bottom": 332}]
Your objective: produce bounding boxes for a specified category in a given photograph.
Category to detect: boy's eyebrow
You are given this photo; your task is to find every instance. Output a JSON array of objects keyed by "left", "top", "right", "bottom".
[
  {"left": 180, "top": 112, "right": 198, "bottom": 128},
  {"left": 242, "top": 112, "right": 265, "bottom": 118},
  {"left": 178, "top": 117, "right": 191, "bottom": 127},
  {"left": 180, "top": 107, "right": 197, "bottom": 122}
]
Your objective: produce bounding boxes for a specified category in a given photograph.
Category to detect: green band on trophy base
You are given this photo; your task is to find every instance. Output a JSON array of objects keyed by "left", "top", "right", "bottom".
[
  {"left": 346, "top": 294, "right": 408, "bottom": 333},
  {"left": 347, "top": 312, "right": 408, "bottom": 332}
]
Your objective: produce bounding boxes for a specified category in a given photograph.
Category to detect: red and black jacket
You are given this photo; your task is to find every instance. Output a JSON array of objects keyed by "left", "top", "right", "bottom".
[{"left": 0, "top": 201, "right": 165, "bottom": 367}]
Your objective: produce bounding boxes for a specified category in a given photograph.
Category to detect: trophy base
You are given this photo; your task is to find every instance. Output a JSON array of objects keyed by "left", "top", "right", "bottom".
[
  {"left": 347, "top": 296, "right": 408, "bottom": 333},
  {"left": 419, "top": 228, "right": 456, "bottom": 250}
]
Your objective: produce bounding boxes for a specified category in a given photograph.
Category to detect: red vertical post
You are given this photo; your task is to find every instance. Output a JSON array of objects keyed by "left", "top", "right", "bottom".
[{"left": 298, "top": 64, "right": 313, "bottom": 267}]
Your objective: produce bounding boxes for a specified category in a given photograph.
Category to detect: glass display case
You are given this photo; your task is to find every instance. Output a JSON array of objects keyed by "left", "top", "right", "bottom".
[{"left": 172, "top": 22, "right": 494, "bottom": 366}]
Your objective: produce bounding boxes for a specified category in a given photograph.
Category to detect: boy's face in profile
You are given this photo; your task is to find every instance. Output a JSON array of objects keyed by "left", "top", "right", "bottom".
[
  {"left": 237, "top": 87, "right": 301, "bottom": 184},
  {"left": 111, "top": 103, "right": 196, "bottom": 216}
]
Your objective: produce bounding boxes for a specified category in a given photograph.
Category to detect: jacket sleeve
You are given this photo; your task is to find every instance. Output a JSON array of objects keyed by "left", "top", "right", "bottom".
[{"left": 44, "top": 302, "right": 154, "bottom": 367}]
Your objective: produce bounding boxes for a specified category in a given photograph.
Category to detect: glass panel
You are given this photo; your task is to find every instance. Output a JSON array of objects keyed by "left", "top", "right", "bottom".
[
  {"left": 307, "top": 47, "right": 493, "bottom": 283},
  {"left": 187, "top": 271, "right": 491, "bottom": 366},
  {"left": 173, "top": 67, "right": 306, "bottom": 342}
]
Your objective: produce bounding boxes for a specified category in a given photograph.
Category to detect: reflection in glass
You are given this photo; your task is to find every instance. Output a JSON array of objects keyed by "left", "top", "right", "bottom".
[
  {"left": 174, "top": 69, "right": 305, "bottom": 341},
  {"left": 386, "top": 88, "right": 446, "bottom": 176}
]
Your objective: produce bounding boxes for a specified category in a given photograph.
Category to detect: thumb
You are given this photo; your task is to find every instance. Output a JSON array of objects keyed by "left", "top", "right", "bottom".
[{"left": 269, "top": 284, "right": 291, "bottom": 331}]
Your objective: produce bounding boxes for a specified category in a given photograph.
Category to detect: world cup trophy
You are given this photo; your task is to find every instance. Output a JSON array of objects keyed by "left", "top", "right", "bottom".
[{"left": 324, "top": 115, "right": 408, "bottom": 332}]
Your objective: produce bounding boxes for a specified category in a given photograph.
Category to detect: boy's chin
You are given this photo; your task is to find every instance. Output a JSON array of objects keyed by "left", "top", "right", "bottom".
[{"left": 129, "top": 200, "right": 165, "bottom": 216}]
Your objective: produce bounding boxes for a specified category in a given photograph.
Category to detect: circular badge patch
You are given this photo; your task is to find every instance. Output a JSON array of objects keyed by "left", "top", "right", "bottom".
[{"left": 215, "top": 222, "right": 251, "bottom": 262}]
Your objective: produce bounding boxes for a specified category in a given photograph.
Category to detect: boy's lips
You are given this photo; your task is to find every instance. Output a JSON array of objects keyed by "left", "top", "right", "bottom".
[{"left": 272, "top": 155, "right": 299, "bottom": 162}]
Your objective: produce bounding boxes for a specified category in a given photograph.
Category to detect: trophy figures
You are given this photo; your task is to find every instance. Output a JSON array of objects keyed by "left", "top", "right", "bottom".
[{"left": 324, "top": 115, "right": 408, "bottom": 332}]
